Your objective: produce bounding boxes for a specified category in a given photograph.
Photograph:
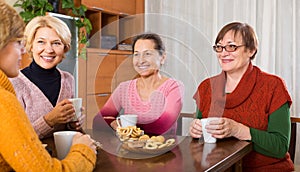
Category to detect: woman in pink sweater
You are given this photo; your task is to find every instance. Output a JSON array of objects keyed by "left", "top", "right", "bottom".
[
  {"left": 98, "top": 33, "right": 184, "bottom": 136},
  {"left": 10, "top": 16, "right": 84, "bottom": 139},
  {"left": 0, "top": 1, "right": 96, "bottom": 171}
]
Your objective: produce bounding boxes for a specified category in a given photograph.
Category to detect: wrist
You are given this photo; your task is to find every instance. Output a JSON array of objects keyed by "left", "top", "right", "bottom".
[
  {"left": 43, "top": 115, "right": 54, "bottom": 127},
  {"left": 235, "top": 123, "right": 251, "bottom": 141}
]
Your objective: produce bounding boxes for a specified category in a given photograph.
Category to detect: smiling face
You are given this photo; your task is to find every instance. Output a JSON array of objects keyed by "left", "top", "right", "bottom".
[
  {"left": 216, "top": 30, "right": 255, "bottom": 75},
  {"left": 31, "top": 27, "right": 65, "bottom": 69},
  {"left": 0, "top": 40, "right": 26, "bottom": 77},
  {"left": 133, "top": 39, "right": 165, "bottom": 77}
]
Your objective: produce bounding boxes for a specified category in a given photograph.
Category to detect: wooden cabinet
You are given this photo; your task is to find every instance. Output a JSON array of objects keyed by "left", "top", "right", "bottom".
[
  {"left": 78, "top": 0, "right": 144, "bottom": 129},
  {"left": 86, "top": 52, "right": 115, "bottom": 94},
  {"left": 81, "top": 0, "right": 137, "bottom": 15},
  {"left": 81, "top": 48, "right": 138, "bottom": 129},
  {"left": 86, "top": 93, "right": 110, "bottom": 129},
  {"left": 83, "top": 0, "right": 144, "bottom": 49}
]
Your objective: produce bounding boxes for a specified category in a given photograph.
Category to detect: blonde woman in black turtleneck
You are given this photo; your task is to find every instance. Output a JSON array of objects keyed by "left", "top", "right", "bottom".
[{"left": 10, "top": 16, "right": 85, "bottom": 139}]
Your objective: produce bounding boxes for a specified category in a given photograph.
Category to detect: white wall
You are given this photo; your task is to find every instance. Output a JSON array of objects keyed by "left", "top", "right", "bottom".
[
  {"left": 6, "top": 0, "right": 20, "bottom": 12},
  {"left": 145, "top": 0, "right": 300, "bottom": 165}
]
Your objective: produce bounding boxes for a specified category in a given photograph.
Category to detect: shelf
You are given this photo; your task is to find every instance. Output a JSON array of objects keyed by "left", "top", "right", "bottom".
[
  {"left": 82, "top": 0, "right": 136, "bottom": 15},
  {"left": 82, "top": 0, "right": 144, "bottom": 50},
  {"left": 78, "top": 0, "right": 144, "bottom": 129}
]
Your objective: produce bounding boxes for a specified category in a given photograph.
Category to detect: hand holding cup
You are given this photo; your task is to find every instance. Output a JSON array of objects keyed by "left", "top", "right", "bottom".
[
  {"left": 201, "top": 117, "right": 219, "bottom": 143},
  {"left": 116, "top": 114, "right": 138, "bottom": 128},
  {"left": 69, "top": 98, "right": 83, "bottom": 121}
]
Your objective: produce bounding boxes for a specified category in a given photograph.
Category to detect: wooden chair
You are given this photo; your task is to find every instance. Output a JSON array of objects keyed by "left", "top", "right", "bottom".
[
  {"left": 176, "top": 113, "right": 195, "bottom": 136},
  {"left": 289, "top": 116, "right": 300, "bottom": 163}
]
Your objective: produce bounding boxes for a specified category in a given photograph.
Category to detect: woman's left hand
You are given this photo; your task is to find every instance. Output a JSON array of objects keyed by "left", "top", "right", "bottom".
[
  {"left": 68, "top": 107, "right": 86, "bottom": 131},
  {"left": 205, "top": 117, "right": 251, "bottom": 140}
]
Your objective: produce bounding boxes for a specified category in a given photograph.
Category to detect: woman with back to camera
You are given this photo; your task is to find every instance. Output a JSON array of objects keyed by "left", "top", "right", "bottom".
[
  {"left": 10, "top": 15, "right": 84, "bottom": 139},
  {"left": 189, "top": 22, "right": 294, "bottom": 171},
  {"left": 97, "top": 33, "right": 184, "bottom": 136},
  {"left": 0, "top": 1, "right": 96, "bottom": 171}
]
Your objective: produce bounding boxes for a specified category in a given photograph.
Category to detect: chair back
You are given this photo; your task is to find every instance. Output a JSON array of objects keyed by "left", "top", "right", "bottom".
[{"left": 289, "top": 117, "right": 300, "bottom": 162}]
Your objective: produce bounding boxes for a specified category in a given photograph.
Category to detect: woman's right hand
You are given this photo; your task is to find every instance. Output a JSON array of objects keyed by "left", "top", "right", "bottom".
[
  {"left": 189, "top": 119, "right": 203, "bottom": 138},
  {"left": 44, "top": 99, "right": 75, "bottom": 127},
  {"left": 72, "top": 133, "right": 97, "bottom": 154},
  {"left": 110, "top": 120, "right": 118, "bottom": 130}
]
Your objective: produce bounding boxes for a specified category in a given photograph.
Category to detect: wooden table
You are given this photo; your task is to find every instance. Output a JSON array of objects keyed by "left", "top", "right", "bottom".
[
  {"left": 43, "top": 127, "right": 252, "bottom": 172},
  {"left": 94, "top": 137, "right": 251, "bottom": 172}
]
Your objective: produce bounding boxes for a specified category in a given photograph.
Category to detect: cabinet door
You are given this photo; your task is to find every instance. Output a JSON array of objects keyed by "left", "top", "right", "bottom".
[
  {"left": 81, "top": 0, "right": 112, "bottom": 11},
  {"left": 86, "top": 93, "right": 111, "bottom": 129},
  {"left": 87, "top": 52, "right": 116, "bottom": 94},
  {"left": 82, "top": 0, "right": 136, "bottom": 15},
  {"left": 112, "top": 54, "right": 138, "bottom": 90},
  {"left": 112, "top": 0, "right": 136, "bottom": 15}
]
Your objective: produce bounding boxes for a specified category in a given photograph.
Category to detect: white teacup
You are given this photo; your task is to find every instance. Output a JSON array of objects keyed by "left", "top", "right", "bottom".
[
  {"left": 116, "top": 114, "right": 138, "bottom": 127},
  {"left": 53, "top": 131, "right": 77, "bottom": 159},
  {"left": 69, "top": 98, "right": 82, "bottom": 121},
  {"left": 201, "top": 117, "right": 219, "bottom": 143}
]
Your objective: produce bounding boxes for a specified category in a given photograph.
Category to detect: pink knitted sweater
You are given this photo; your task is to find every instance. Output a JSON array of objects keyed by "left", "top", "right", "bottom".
[
  {"left": 100, "top": 78, "right": 184, "bottom": 135},
  {"left": 9, "top": 70, "right": 74, "bottom": 139}
]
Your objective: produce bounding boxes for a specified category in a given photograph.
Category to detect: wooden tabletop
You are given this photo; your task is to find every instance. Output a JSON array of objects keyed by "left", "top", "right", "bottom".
[
  {"left": 98, "top": 138, "right": 251, "bottom": 172},
  {"left": 43, "top": 126, "right": 252, "bottom": 172},
  {"left": 91, "top": 128, "right": 253, "bottom": 172}
]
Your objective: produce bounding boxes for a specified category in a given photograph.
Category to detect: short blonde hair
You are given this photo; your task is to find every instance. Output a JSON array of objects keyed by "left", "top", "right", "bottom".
[
  {"left": 0, "top": 0, "right": 25, "bottom": 50},
  {"left": 25, "top": 16, "right": 71, "bottom": 58}
]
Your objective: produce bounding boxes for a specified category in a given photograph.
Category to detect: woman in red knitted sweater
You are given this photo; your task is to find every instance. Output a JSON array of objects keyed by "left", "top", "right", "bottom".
[{"left": 189, "top": 22, "right": 294, "bottom": 171}]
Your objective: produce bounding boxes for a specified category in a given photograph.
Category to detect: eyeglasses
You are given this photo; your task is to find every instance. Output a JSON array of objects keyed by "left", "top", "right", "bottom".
[{"left": 213, "top": 44, "right": 245, "bottom": 53}]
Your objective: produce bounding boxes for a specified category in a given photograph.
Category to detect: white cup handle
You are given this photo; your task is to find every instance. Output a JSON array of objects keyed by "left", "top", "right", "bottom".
[{"left": 116, "top": 117, "right": 121, "bottom": 128}]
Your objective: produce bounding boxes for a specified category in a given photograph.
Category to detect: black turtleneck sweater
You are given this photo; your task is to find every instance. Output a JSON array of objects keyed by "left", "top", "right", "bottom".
[{"left": 21, "top": 60, "right": 61, "bottom": 107}]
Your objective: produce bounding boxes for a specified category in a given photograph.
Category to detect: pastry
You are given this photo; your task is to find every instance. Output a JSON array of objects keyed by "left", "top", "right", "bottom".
[
  {"left": 127, "top": 141, "right": 145, "bottom": 148},
  {"left": 144, "top": 142, "right": 158, "bottom": 149},
  {"left": 138, "top": 134, "right": 150, "bottom": 141},
  {"left": 166, "top": 138, "right": 175, "bottom": 145}
]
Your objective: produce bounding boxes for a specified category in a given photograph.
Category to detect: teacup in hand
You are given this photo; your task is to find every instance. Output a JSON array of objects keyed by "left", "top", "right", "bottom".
[
  {"left": 69, "top": 98, "right": 82, "bottom": 121},
  {"left": 53, "top": 131, "right": 77, "bottom": 159},
  {"left": 201, "top": 117, "right": 219, "bottom": 143},
  {"left": 116, "top": 114, "right": 138, "bottom": 127}
]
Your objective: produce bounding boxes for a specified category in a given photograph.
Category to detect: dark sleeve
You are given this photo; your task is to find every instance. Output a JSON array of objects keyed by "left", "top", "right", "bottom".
[
  {"left": 196, "top": 108, "right": 202, "bottom": 119},
  {"left": 250, "top": 103, "right": 290, "bottom": 158}
]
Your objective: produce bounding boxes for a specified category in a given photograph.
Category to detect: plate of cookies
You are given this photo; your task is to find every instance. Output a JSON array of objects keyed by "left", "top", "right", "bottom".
[
  {"left": 116, "top": 126, "right": 176, "bottom": 155},
  {"left": 116, "top": 126, "right": 144, "bottom": 141}
]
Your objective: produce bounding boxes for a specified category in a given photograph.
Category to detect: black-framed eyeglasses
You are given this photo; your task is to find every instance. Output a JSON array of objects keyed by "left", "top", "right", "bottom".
[{"left": 213, "top": 44, "right": 245, "bottom": 53}]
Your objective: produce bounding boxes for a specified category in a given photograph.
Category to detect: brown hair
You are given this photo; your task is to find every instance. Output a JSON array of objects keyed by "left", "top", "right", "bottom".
[
  {"left": 132, "top": 32, "right": 166, "bottom": 56},
  {"left": 215, "top": 22, "right": 258, "bottom": 60},
  {"left": 0, "top": 0, "right": 25, "bottom": 50}
]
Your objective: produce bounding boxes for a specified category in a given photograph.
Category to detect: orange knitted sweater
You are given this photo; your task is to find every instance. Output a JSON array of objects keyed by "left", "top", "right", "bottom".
[{"left": 0, "top": 70, "right": 96, "bottom": 172}]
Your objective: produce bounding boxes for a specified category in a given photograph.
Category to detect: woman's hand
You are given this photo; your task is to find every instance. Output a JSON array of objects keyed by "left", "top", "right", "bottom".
[
  {"left": 44, "top": 99, "right": 75, "bottom": 127},
  {"left": 110, "top": 120, "right": 119, "bottom": 130},
  {"left": 72, "top": 132, "right": 97, "bottom": 154},
  {"left": 189, "top": 119, "right": 203, "bottom": 138},
  {"left": 205, "top": 117, "right": 251, "bottom": 140},
  {"left": 68, "top": 107, "right": 86, "bottom": 130}
]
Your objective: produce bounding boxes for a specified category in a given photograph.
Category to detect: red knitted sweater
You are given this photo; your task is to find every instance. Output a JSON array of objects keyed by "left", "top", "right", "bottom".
[{"left": 194, "top": 63, "right": 294, "bottom": 171}]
